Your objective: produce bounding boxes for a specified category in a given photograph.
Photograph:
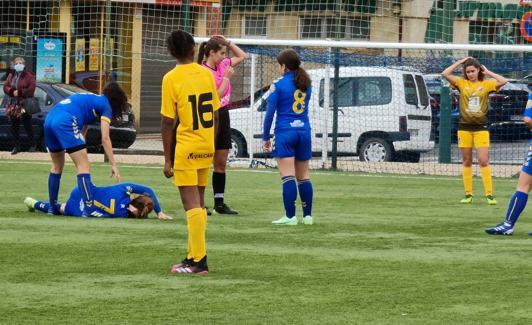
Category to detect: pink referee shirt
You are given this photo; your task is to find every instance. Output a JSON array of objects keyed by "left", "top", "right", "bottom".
[{"left": 203, "top": 58, "right": 232, "bottom": 108}]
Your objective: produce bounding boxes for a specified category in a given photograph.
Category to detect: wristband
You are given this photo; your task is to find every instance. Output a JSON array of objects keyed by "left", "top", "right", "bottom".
[{"left": 223, "top": 77, "right": 230, "bottom": 81}]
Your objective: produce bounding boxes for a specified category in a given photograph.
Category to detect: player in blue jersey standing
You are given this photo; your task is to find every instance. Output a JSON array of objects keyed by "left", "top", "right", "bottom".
[
  {"left": 485, "top": 92, "right": 532, "bottom": 235},
  {"left": 24, "top": 182, "right": 172, "bottom": 220},
  {"left": 43, "top": 83, "right": 128, "bottom": 216},
  {"left": 262, "top": 49, "right": 314, "bottom": 226}
]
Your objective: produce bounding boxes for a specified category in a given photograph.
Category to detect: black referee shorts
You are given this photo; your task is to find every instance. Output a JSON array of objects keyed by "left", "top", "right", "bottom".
[{"left": 216, "top": 108, "right": 232, "bottom": 150}]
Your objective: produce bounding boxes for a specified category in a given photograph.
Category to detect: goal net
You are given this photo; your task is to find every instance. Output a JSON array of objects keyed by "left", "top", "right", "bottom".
[{"left": 0, "top": 0, "right": 531, "bottom": 176}]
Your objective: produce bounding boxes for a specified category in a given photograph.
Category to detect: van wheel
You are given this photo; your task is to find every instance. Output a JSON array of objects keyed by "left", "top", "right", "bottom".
[
  {"left": 230, "top": 131, "right": 247, "bottom": 158},
  {"left": 359, "top": 138, "right": 394, "bottom": 162},
  {"left": 395, "top": 151, "right": 421, "bottom": 163}
]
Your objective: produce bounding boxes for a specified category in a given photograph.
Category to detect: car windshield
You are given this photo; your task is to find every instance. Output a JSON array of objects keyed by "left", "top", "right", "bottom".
[{"left": 51, "top": 84, "right": 91, "bottom": 97}]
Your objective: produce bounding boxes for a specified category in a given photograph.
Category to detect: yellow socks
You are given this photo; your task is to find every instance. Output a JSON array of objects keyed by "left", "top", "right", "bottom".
[
  {"left": 186, "top": 207, "right": 207, "bottom": 263},
  {"left": 480, "top": 166, "right": 493, "bottom": 197},
  {"left": 462, "top": 166, "right": 473, "bottom": 196}
]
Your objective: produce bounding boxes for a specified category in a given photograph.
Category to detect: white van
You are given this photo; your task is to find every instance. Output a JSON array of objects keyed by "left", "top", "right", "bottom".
[{"left": 229, "top": 67, "right": 434, "bottom": 163}]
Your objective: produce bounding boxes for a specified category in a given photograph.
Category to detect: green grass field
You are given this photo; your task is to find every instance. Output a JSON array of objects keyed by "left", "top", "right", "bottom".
[{"left": 2, "top": 160, "right": 532, "bottom": 324}]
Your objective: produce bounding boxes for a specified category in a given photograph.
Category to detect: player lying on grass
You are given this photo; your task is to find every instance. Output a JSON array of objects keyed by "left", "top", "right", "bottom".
[
  {"left": 24, "top": 183, "right": 172, "bottom": 220},
  {"left": 485, "top": 92, "right": 532, "bottom": 235}
]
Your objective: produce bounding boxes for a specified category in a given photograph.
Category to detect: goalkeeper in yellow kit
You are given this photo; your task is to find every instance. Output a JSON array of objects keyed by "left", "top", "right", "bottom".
[{"left": 161, "top": 30, "right": 220, "bottom": 275}]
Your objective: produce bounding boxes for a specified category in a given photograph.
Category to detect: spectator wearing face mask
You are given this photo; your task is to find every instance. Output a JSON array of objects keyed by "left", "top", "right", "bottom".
[{"left": 3, "top": 56, "right": 37, "bottom": 154}]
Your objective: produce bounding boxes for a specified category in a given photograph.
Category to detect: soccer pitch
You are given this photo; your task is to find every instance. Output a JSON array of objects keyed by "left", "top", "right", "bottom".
[{"left": 1, "top": 160, "right": 532, "bottom": 324}]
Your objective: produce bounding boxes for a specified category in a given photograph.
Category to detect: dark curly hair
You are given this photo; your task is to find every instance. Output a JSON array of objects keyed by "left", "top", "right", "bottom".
[
  {"left": 102, "top": 82, "right": 128, "bottom": 119},
  {"left": 167, "top": 30, "right": 195, "bottom": 61}
]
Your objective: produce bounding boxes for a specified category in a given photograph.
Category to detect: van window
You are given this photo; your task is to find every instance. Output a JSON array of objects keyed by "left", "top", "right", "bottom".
[
  {"left": 403, "top": 74, "right": 418, "bottom": 106},
  {"left": 319, "top": 77, "right": 392, "bottom": 107},
  {"left": 415, "top": 75, "right": 429, "bottom": 107}
]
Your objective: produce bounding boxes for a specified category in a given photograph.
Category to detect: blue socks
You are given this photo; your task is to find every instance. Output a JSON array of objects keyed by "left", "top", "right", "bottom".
[
  {"left": 34, "top": 200, "right": 61, "bottom": 214},
  {"left": 48, "top": 173, "right": 61, "bottom": 214},
  {"left": 77, "top": 173, "right": 95, "bottom": 211},
  {"left": 298, "top": 179, "right": 313, "bottom": 217},
  {"left": 504, "top": 191, "right": 528, "bottom": 226},
  {"left": 282, "top": 176, "right": 297, "bottom": 218}
]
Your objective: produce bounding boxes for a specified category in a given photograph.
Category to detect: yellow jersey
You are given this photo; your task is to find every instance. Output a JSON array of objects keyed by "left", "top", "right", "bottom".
[
  {"left": 161, "top": 63, "right": 220, "bottom": 170},
  {"left": 454, "top": 78, "right": 497, "bottom": 130}
]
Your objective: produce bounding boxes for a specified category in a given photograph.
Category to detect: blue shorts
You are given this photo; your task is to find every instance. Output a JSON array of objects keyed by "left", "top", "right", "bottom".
[
  {"left": 272, "top": 129, "right": 312, "bottom": 161},
  {"left": 64, "top": 187, "right": 84, "bottom": 217},
  {"left": 44, "top": 111, "right": 86, "bottom": 153},
  {"left": 522, "top": 143, "right": 532, "bottom": 175}
]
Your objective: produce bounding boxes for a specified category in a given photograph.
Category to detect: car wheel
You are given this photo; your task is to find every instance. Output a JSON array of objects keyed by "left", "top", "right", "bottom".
[
  {"left": 359, "top": 138, "right": 394, "bottom": 162},
  {"left": 229, "top": 131, "right": 247, "bottom": 158},
  {"left": 395, "top": 151, "right": 421, "bottom": 163}
]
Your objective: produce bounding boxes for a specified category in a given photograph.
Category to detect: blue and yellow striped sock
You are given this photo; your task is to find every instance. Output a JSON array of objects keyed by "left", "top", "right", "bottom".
[{"left": 77, "top": 173, "right": 94, "bottom": 210}]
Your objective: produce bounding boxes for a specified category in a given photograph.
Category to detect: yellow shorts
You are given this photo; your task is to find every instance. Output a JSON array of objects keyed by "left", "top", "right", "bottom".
[
  {"left": 174, "top": 168, "right": 210, "bottom": 187},
  {"left": 457, "top": 130, "right": 490, "bottom": 148}
]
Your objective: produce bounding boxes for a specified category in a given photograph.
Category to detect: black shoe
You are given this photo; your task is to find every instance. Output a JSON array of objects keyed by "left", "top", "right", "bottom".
[
  {"left": 214, "top": 204, "right": 238, "bottom": 215},
  {"left": 205, "top": 207, "right": 212, "bottom": 216},
  {"left": 11, "top": 146, "right": 20, "bottom": 155},
  {"left": 171, "top": 256, "right": 208, "bottom": 275},
  {"left": 28, "top": 145, "right": 36, "bottom": 152}
]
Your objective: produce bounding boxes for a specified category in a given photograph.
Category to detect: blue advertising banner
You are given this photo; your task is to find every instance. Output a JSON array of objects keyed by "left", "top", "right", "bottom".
[{"left": 36, "top": 38, "right": 63, "bottom": 83}]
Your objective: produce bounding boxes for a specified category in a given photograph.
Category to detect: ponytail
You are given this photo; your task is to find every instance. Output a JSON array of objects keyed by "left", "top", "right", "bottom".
[
  {"left": 277, "top": 49, "right": 311, "bottom": 91},
  {"left": 294, "top": 67, "right": 311, "bottom": 91},
  {"left": 197, "top": 42, "right": 207, "bottom": 64}
]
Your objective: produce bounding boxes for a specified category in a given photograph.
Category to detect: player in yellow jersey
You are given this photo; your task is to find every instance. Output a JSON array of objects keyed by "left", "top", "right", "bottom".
[
  {"left": 442, "top": 57, "right": 507, "bottom": 205},
  {"left": 161, "top": 30, "right": 220, "bottom": 275}
]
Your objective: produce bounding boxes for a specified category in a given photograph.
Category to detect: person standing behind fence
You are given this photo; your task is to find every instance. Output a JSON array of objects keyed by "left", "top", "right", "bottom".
[
  {"left": 162, "top": 30, "right": 220, "bottom": 275},
  {"left": 3, "top": 56, "right": 36, "bottom": 154},
  {"left": 197, "top": 35, "right": 247, "bottom": 215},
  {"left": 442, "top": 57, "right": 507, "bottom": 205},
  {"left": 262, "top": 49, "right": 314, "bottom": 226}
]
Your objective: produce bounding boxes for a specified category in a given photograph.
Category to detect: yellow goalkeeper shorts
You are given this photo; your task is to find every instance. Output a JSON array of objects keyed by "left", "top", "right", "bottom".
[{"left": 457, "top": 130, "right": 490, "bottom": 149}]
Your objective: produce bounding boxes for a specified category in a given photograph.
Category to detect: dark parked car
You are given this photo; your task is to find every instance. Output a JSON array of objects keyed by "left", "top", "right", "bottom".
[
  {"left": 436, "top": 83, "right": 529, "bottom": 142},
  {"left": 0, "top": 82, "right": 136, "bottom": 152}
]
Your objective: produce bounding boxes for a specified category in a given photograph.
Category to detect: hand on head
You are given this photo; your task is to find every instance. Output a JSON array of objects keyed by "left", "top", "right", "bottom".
[{"left": 211, "top": 35, "right": 229, "bottom": 46}]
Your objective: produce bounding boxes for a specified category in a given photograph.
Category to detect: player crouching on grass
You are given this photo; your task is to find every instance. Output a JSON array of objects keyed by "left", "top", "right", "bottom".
[
  {"left": 24, "top": 182, "right": 172, "bottom": 220},
  {"left": 486, "top": 92, "right": 532, "bottom": 235},
  {"left": 262, "top": 49, "right": 314, "bottom": 226},
  {"left": 161, "top": 30, "right": 220, "bottom": 275}
]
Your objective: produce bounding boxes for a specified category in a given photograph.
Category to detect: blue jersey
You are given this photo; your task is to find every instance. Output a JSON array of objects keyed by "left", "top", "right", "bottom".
[
  {"left": 262, "top": 71, "right": 312, "bottom": 140},
  {"left": 44, "top": 93, "right": 112, "bottom": 152},
  {"left": 64, "top": 183, "right": 162, "bottom": 218},
  {"left": 47, "top": 93, "right": 112, "bottom": 127}
]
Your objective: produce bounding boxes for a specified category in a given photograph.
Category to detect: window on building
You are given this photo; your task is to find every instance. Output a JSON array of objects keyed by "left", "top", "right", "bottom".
[
  {"left": 300, "top": 17, "right": 370, "bottom": 40},
  {"left": 436, "top": 0, "right": 458, "bottom": 10},
  {"left": 243, "top": 16, "right": 267, "bottom": 38}
]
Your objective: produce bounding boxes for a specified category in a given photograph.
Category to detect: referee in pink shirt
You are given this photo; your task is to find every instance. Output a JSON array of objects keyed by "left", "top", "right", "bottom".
[{"left": 197, "top": 35, "right": 247, "bottom": 215}]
